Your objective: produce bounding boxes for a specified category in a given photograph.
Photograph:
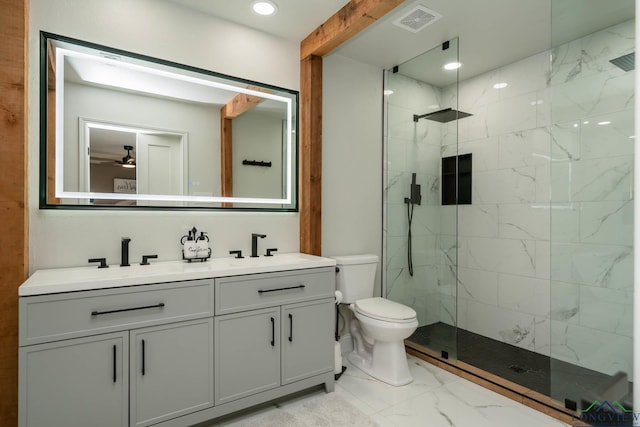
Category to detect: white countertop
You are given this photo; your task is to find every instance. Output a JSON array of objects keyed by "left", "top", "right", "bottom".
[{"left": 19, "top": 253, "right": 336, "bottom": 296}]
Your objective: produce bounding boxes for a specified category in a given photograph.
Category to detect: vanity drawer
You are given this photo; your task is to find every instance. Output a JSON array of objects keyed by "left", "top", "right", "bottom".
[
  {"left": 20, "top": 279, "right": 214, "bottom": 346},
  {"left": 215, "top": 267, "right": 334, "bottom": 314}
]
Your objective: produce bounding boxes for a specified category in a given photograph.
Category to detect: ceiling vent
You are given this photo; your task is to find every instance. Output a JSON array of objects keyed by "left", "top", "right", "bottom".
[
  {"left": 392, "top": 4, "right": 442, "bottom": 33},
  {"left": 609, "top": 52, "right": 635, "bottom": 72}
]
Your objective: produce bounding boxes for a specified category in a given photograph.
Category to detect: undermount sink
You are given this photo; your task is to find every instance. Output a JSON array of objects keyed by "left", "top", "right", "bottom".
[
  {"left": 20, "top": 253, "right": 336, "bottom": 296},
  {"left": 227, "top": 253, "right": 307, "bottom": 267}
]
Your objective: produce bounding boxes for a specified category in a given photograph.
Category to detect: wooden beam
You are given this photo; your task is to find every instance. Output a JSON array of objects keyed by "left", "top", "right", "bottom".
[
  {"left": 222, "top": 85, "right": 270, "bottom": 119},
  {"left": 300, "top": 0, "right": 405, "bottom": 59},
  {"left": 0, "top": 0, "right": 28, "bottom": 425},
  {"left": 299, "top": 55, "right": 323, "bottom": 255},
  {"left": 299, "top": 0, "right": 403, "bottom": 255}
]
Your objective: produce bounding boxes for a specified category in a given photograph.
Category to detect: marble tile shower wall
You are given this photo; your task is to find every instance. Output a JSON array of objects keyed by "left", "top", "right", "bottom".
[
  {"left": 549, "top": 19, "right": 634, "bottom": 377},
  {"left": 385, "top": 73, "right": 455, "bottom": 327},
  {"left": 438, "top": 19, "right": 634, "bottom": 376},
  {"left": 439, "top": 48, "right": 552, "bottom": 357}
]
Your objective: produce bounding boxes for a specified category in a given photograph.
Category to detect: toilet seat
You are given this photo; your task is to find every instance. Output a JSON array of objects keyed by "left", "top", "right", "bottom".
[{"left": 354, "top": 297, "right": 417, "bottom": 323}]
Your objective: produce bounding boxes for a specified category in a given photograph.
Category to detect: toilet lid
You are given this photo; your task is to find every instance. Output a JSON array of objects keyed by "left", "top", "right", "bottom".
[{"left": 354, "top": 297, "right": 417, "bottom": 322}]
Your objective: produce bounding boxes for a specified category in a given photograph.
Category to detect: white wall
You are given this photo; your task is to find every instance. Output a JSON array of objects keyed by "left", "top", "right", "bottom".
[
  {"left": 29, "top": 0, "right": 300, "bottom": 271},
  {"left": 322, "top": 53, "right": 383, "bottom": 295},
  {"left": 233, "top": 111, "right": 284, "bottom": 201}
]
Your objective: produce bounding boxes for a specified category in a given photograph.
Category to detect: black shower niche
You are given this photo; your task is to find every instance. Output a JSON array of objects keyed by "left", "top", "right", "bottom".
[{"left": 441, "top": 153, "right": 472, "bottom": 205}]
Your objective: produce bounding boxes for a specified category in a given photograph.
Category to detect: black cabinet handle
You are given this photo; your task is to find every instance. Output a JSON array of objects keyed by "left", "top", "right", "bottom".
[
  {"left": 258, "top": 285, "right": 305, "bottom": 294},
  {"left": 270, "top": 317, "right": 275, "bottom": 347},
  {"left": 141, "top": 339, "right": 146, "bottom": 376},
  {"left": 288, "top": 313, "right": 293, "bottom": 342},
  {"left": 112, "top": 345, "right": 117, "bottom": 383},
  {"left": 91, "top": 303, "right": 165, "bottom": 316}
]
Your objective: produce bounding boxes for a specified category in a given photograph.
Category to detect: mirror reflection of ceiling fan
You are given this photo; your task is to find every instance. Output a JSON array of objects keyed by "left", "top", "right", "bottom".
[{"left": 90, "top": 145, "right": 136, "bottom": 168}]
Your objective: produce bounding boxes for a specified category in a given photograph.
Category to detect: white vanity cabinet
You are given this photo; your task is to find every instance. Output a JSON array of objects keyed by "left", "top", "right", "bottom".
[
  {"left": 19, "top": 257, "right": 336, "bottom": 427},
  {"left": 281, "top": 299, "right": 335, "bottom": 385},
  {"left": 19, "top": 279, "right": 215, "bottom": 427},
  {"left": 20, "top": 332, "right": 129, "bottom": 427},
  {"left": 129, "top": 318, "right": 214, "bottom": 427},
  {"left": 214, "top": 268, "right": 335, "bottom": 406},
  {"left": 215, "top": 307, "right": 281, "bottom": 404}
]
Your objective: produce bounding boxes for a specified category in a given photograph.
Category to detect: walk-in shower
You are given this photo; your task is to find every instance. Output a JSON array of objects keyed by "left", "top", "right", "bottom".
[{"left": 383, "top": 1, "right": 635, "bottom": 418}]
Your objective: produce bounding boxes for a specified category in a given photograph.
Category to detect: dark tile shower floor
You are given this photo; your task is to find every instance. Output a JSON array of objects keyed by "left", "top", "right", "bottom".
[{"left": 409, "top": 322, "right": 633, "bottom": 411}]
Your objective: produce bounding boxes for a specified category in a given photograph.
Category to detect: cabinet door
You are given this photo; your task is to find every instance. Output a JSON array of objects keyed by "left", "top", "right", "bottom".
[
  {"left": 130, "top": 318, "right": 214, "bottom": 427},
  {"left": 215, "top": 307, "right": 280, "bottom": 405},
  {"left": 281, "top": 299, "right": 334, "bottom": 385},
  {"left": 19, "top": 332, "right": 128, "bottom": 427}
]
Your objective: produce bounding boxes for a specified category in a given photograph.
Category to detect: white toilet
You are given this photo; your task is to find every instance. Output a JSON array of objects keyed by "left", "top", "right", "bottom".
[{"left": 332, "top": 254, "right": 418, "bottom": 386}]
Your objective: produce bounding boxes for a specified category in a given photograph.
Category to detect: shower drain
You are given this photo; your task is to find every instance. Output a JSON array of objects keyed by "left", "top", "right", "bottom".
[{"left": 509, "top": 365, "right": 528, "bottom": 374}]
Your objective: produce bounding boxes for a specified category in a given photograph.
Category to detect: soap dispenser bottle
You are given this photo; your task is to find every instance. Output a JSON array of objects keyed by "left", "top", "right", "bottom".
[
  {"left": 183, "top": 230, "right": 197, "bottom": 259},
  {"left": 196, "top": 232, "right": 210, "bottom": 259}
]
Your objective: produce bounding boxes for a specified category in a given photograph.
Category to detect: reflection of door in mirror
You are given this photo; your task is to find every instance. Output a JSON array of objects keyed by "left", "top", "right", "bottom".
[
  {"left": 137, "top": 133, "right": 185, "bottom": 206},
  {"left": 82, "top": 121, "right": 186, "bottom": 206}
]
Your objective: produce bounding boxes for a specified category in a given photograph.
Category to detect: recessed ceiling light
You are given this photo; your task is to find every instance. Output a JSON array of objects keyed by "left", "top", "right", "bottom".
[
  {"left": 597, "top": 120, "right": 611, "bottom": 126},
  {"left": 252, "top": 0, "right": 277, "bottom": 16},
  {"left": 493, "top": 82, "right": 508, "bottom": 89},
  {"left": 443, "top": 62, "right": 462, "bottom": 71}
]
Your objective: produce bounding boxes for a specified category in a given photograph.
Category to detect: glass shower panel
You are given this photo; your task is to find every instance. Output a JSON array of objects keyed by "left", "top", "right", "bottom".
[
  {"left": 383, "top": 39, "right": 459, "bottom": 359},
  {"left": 550, "top": 0, "right": 634, "bottom": 415}
]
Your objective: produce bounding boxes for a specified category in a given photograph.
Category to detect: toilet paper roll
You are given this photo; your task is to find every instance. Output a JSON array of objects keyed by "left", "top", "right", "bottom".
[{"left": 334, "top": 290, "right": 343, "bottom": 305}]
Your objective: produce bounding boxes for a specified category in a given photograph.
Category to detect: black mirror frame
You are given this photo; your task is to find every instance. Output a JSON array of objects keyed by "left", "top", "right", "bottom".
[{"left": 39, "top": 31, "right": 299, "bottom": 212}]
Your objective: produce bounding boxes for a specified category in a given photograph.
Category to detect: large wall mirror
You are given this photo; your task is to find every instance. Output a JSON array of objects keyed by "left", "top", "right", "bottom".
[{"left": 40, "top": 32, "right": 298, "bottom": 210}]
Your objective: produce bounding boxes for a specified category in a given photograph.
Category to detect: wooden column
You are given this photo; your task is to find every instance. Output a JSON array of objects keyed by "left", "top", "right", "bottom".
[
  {"left": 298, "top": 0, "right": 404, "bottom": 255},
  {"left": 220, "top": 106, "right": 233, "bottom": 200},
  {"left": 0, "top": 0, "right": 28, "bottom": 424},
  {"left": 299, "top": 55, "right": 323, "bottom": 255}
]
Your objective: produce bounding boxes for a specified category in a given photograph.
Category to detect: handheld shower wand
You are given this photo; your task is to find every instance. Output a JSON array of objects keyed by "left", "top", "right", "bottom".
[{"left": 404, "top": 173, "right": 421, "bottom": 276}]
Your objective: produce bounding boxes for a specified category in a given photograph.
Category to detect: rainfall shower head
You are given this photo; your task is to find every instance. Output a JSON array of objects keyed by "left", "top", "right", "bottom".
[
  {"left": 609, "top": 52, "right": 635, "bottom": 72},
  {"left": 413, "top": 107, "right": 472, "bottom": 123}
]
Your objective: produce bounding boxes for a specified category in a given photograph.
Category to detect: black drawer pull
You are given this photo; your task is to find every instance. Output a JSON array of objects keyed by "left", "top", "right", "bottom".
[
  {"left": 91, "top": 303, "right": 165, "bottom": 316},
  {"left": 112, "top": 345, "right": 117, "bottom": 383},
  {"left": 258, "top": 285, "right": 305, "bottom": 294},
  {"left": 270, "top": 317, "right": 275, "bottom": 347},
  {"left": 288, "top": 313, "right": 293, "bottom": 342},
  {"left": 141, "top": 339, "right": 146, "bottom": 376}
]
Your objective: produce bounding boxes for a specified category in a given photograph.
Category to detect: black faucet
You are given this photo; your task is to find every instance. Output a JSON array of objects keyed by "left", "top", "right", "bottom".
[
  {"left": 121, "top": 237, "right": 131, "bottom": 267},
  {"left": 251, "top": 233, "right": 266, "bottom": 258}
]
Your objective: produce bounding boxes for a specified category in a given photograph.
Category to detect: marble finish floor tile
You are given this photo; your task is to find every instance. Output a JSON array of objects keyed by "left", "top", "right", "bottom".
[{"left": 207, "top": 355, "right": 568, "bottom": 426}]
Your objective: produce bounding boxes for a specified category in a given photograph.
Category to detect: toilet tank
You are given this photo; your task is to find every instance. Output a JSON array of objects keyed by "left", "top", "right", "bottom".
[{"left": 330, "top": 254, "right": 379, "bottom": 303}]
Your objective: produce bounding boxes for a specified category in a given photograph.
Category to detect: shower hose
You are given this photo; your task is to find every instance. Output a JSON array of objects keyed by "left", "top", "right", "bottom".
[{"left": 406, "top": 201, "right": 414, "bottom": 276}]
